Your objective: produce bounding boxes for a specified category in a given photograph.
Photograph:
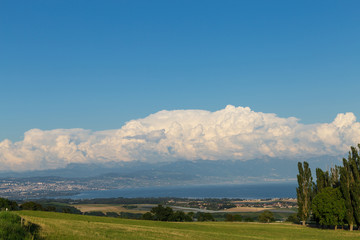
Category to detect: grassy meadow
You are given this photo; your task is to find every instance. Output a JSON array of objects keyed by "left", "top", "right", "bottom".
[{"left": 19, "top": 210, "right": 360, "bottom": 240}]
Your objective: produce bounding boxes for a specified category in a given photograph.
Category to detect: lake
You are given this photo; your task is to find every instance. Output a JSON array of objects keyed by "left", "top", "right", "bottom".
[{"left": 69, "top": 182, "right": 297, "bottom": 199}]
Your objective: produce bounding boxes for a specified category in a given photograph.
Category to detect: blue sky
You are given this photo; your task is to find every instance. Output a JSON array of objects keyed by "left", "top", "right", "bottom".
[{"left": 1, "top": 0, "right": 360, "bottom": 142}]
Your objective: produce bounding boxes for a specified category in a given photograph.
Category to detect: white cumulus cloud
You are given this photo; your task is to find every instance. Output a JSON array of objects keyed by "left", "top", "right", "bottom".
[{"left": 0, "top": 105, "right": 359, "bottom": 171}]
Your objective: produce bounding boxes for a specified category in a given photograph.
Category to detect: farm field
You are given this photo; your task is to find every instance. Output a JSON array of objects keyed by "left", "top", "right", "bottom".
[
  {"left": 73, "top": 204, "right": 148, "bottom": 214},
  {"left": 19, "top": 211, "right": 360, "bottom": 240},
  {"left": 71, "top": 203, "right": 290, "bottom": 214}
]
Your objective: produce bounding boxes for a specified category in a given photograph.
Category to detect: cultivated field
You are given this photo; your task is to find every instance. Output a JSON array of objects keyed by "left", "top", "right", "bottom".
[
  {"left": 72, "top": 203, "right": 289, "bottom": 214},
  {"left": 19, "top": 211, "right": 360, "bottom": 240},
  {"left": 73, "top": 204, "right": 148, "bottom": 214}
]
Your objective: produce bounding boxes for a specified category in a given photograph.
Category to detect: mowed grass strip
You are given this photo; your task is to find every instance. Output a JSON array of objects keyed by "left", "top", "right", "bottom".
[{"left": 19, "top": 211, "right": 360, "bottom": 240}]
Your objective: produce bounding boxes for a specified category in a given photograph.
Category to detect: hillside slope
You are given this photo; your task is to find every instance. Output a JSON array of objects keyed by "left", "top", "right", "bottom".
[{"left": 19, "top": 211, "right": 360, "bottom": 240}]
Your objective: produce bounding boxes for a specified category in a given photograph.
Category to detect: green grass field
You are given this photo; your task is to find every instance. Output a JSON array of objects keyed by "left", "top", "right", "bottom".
[{"left": 19, "top": 211, "right": 360, "bottom": 240}]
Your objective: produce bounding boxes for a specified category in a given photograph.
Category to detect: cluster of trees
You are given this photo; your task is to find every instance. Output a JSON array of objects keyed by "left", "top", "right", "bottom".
[
  {"left": 196, "top": 212, "right": 215, "bottom": 221},
  {"left": 142, "top": 205, "right": 195, "bottom": 222},
  {"left": 0, "top": 198, "right": 18, "bottom": 211},
  {"left": 225, "top": 213, "right": 242, "bottom": 222},
  {"left": 297, "top": 144, "right": 360, "bottom": 230},
  {"left": 258, "top": 210, "right": 275, "bottom": 223},
  {"left": 142, "top": 205, "right": 217, "bottom": 222},
  {"left": 142, "top": 205, "right": 277, "bottom": 223},
  {"left": 19, "top": 201, "right": 81, "bottom": 214},
  {"left": 0, "top": 198, "right": 84, "bottom": 215}
]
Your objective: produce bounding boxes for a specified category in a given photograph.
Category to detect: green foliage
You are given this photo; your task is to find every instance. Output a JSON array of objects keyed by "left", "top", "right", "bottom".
[
  {"left": 106, "top": 212, "right": 120, "bottom": 218},
  {"left": 233, "top": 214, "right": 242, "bottom": 221},
  {"left": 119, "top": 212, "right": 142, "bottom": 219},
  {"left": 297, "top": 161, "right": 313, "bottom": 225},
  {"left": 337, "top": 144, "right": 360, "bottom": 230},
  {"left": 151, "top": 205, "right": 174, "bottom": 221},
  {"left": 312, "top": 187, "right": 346, "bottom": 228},
  {"left": 84, "top": 211, "right": 106, "bottom": 216},
  {"left": 0, "top": 211, "right": 22, "bottom": 223},
  {"left": 44, "top": 206, "right": 57, "bottom": 212},
  {"left": 348, "top": 145, "right": 360, "bottom": 226},
  {"left": 142, "top": 212, "right": 154, "bottom": 220},
  {"left": 0, "top": 211, "right": 39, "bottom": 240},
  {"left": 20, "top": 201, "right": 81, "bottom": 215},
  {"left": 0, "top": 198, "right": 18, "bottom": 211},
  {"left": 225, "top": 214, "right": 242, "bottom": 222},
  {"left": 169, "top": 211, "right": 192, "bottom": 222},
  {"left": 316, "top": 168, "right": 330, "bottom": 193},
  {"left": 329, "top": 166, "right": 340, "bottom": 188},
  {"left": 258, "top": 210, "right": 275, "bottom": 223},
  {"left": 21, "top": 201, "right": 43, "bottom": 211},
  {"left": 340, "top": 158, "right": 355, "bottom": 229},
  {"left": 243, "top": 216, "right": 255, "bottom": 222},
  {"left": 196, "top": 212, "right": 214, "bottom": 222},
  {"left": 122, "top": 205, "right": 137, "bottom": 209},
  {"left": 142, "top": 205, "right": 193, "bottom": 222},
  {"left": 225, "top": 214, "right": 233, "bottom": 221},
  {"left": 286, "top": 213, "right": 300, "bottom": 224}
]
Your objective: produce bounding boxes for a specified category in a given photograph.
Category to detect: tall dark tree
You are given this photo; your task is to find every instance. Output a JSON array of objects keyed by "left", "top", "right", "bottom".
[
  {"left": 329, "top": 166, "right": 340, "bottom": 188},
  {"left": 316, "top": 168, "right": 330, "bottom": 193},
  {"left": 297, "top": 161, "right": 313, "bottom": 226},
  {"left": 340, "top": 157, "right": 354, "bottom": 231},
  {"left": 348, "top": 145, "right": 360, "bottom": 227},
  {"left": 316, "top": 166, "right": 340, "bottom": 193}
]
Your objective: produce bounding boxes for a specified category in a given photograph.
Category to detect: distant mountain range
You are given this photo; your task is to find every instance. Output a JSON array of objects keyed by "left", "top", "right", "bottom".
[
  {"left": 0, "top": 156, "right": 344, "bottom": 199},
  {"left": 0, "top": 155, "right": 342, "bottom": 184}
]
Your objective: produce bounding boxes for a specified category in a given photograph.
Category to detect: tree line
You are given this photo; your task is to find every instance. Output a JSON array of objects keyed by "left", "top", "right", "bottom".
[
  {"left": 297, "top": 144, "right": 360, "bottom": 230},
  {"left": 141, "top": 204, "right": 278, "bottom": 223},
  {"left": 141, "top": 204, "right": 214, "bottom": 222}
]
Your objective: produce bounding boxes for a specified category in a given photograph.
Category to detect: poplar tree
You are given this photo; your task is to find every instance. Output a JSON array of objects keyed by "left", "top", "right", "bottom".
[
  {"left": 296, "top": 161, "right": 313, "bottom": 226},
  {"left": 315, "top": 168, "right": 330, "bottom": 193},
  {"left": 340, "top": 157, "right": 354, "bottom": 231},
  {"left": 329, "top": 166, "right": 340, "bottom": 188},
  {"left": 339, "top": 145, "right": 360, "bottom": 231},
  {"left": 349, "top": 145, "right": 360, "bottom": 227},
  {"left": 316, "top": 166, "right": 340, "bottom": 193}
]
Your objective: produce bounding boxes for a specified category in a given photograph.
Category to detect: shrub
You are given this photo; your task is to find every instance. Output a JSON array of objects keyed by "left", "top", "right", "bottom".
[
  {"left": 286, "top": 213, "right": 300, "bottom": 224},
  {"left": 21, "top": 202, "right": 43, "bottom": 211},
  {"left": 84, "top": 211, "right": 105, "bottom": 216},
  {"left": 106, "top": 212, "right": 120, "bottom": 218},
  {"left": 196, "top": 212, "right": 215, "bottom": 222},
  {"left": 258, "top": 210, "right": 275, "bottom": 223},
  {"left": 0, "top": 212, "right": 33, "bottom": 240},
  {"left": 0, "top": 198, "right": 18, "bottom": 211}
]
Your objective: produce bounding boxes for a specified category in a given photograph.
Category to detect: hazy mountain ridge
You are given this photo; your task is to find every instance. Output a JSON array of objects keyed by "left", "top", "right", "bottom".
[
  {"left": 0, "top": 156, "right": 342, "bottom": 199},
  {"left": 1, "top": 155, "right": 342, "bottom": 181}
]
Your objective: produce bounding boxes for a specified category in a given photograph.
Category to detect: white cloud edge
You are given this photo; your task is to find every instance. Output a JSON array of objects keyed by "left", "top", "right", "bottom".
[{"left": 0, "top": 105, "right": 359, "bottom": 171}]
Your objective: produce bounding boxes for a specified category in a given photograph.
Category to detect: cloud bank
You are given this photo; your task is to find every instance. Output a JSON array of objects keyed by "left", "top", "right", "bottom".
[{"left": 1, "top": 105, "right": 360, "bottom": 171}]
